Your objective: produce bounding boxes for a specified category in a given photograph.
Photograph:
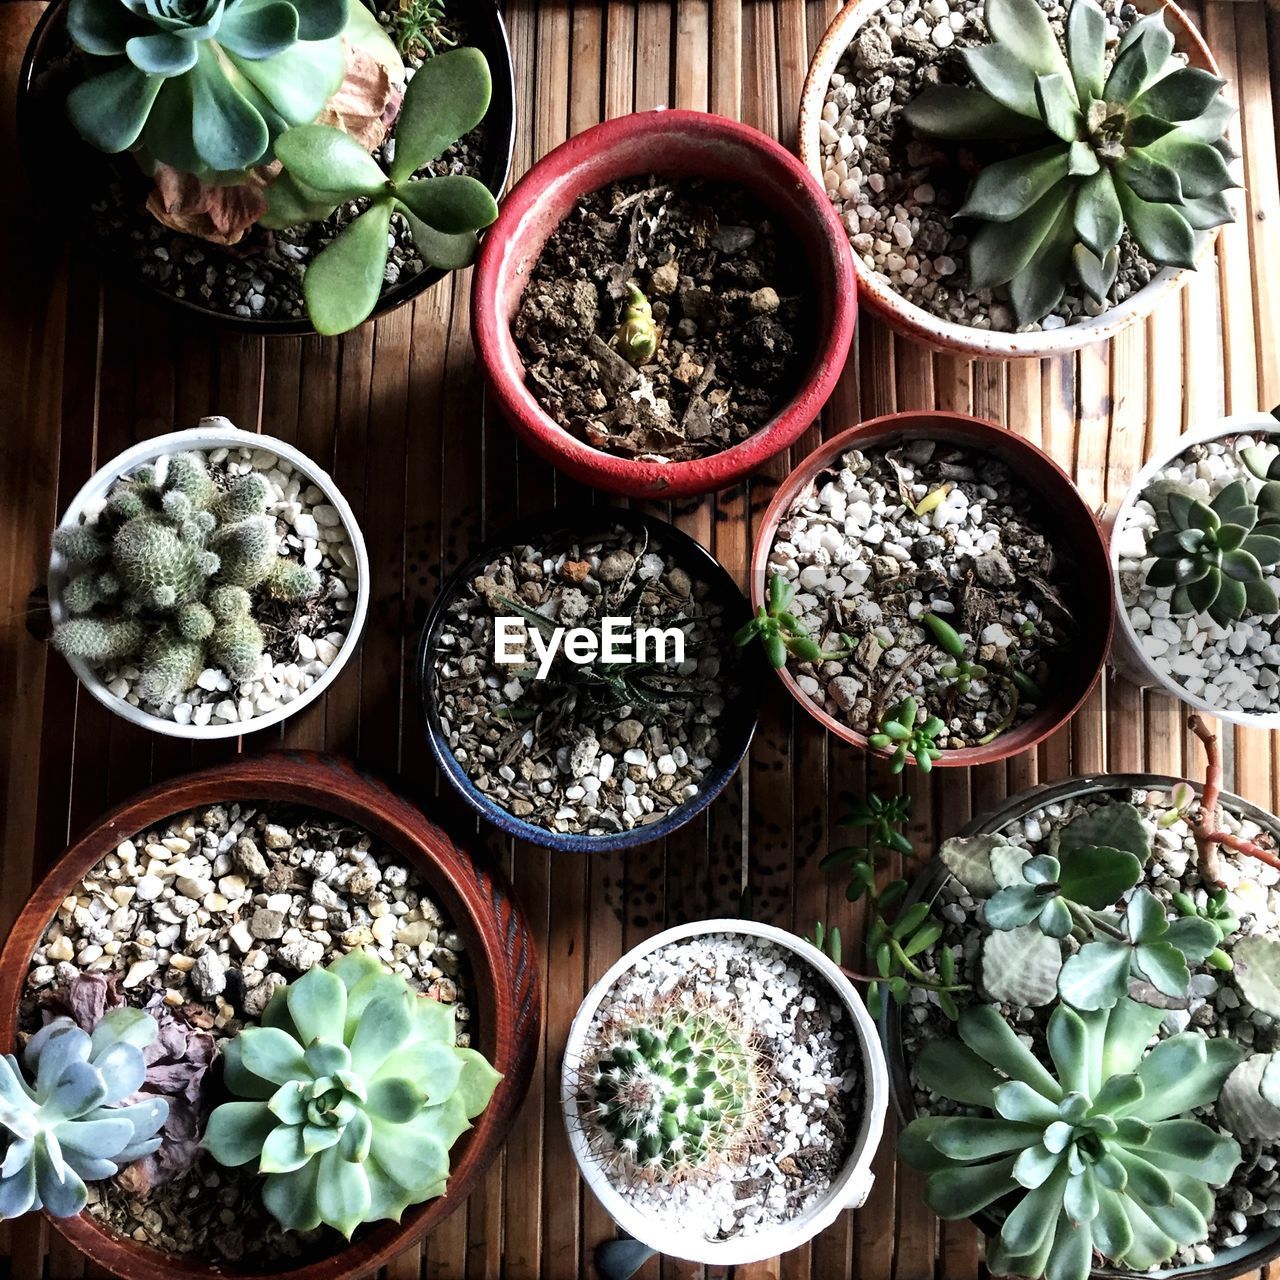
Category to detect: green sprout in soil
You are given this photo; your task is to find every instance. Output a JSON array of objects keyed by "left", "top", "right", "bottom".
[
  {"left": 392, "top": 0, "right": 456, "bottom": 60},
  {"left": 734, "top": 574, "right": 852, "bottom": 670},
  {"left": 614, "top": 284, "right": 660, "bottom": 366},
  {"left": 811, "top": 792, "right": 970, "bottom": 1020},
  {"left": 922, "top": 612, "right": 986, "bottom": 695},
  {"left": 869, "top": 695, "right": 944, "bottom": 773}
]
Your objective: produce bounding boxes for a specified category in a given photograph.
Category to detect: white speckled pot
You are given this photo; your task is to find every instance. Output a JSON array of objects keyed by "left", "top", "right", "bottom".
[
  {"left": 1108, "top": 411, "right": 1280, "bottom": 729},
  {"left": 560, "top": 919, "right": 889, "bottom": 1267},
  {"left": 796, "top": 0, "right": 1225, "bottom": 359},
  {"left": 48, "top": 417, "right": 370, "bottom": 740}
]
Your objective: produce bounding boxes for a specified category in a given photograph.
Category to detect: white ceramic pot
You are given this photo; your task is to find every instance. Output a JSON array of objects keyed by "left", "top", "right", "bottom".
[
  {"left": 796, "top": 0, "right": 1224, "bottom": 359},
  {"left": 48, "top": 417, "right": 370, "bottom": 740},
  {"left": 560, "top": 919, "right": 889, "bottom": 1267},
  {"left": 1109, "top": 410, "right": 1280, "bottom": 729}
]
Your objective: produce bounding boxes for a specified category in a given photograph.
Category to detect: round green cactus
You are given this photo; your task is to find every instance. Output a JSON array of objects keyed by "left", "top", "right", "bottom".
[
  {"left": 202, "top": 952, "right": 501, "bottom": 1238},
  {"left": 64, "top": 0, "right": 350, "bottom": 177},
  {"left": 904, "top": 0, "right": 1238, "bottom": 323},
  {"left": 583, "top": 1004, "right": 762, "bottom": 1181}
]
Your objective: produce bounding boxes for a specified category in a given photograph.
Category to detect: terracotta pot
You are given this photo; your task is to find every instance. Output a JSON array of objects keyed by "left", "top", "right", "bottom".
[
  {"left": 18, "top": 0, "right": 516, "bottom": 337},
  {"left": 0, "top": 753, "right": 540, "bottom": 1280},
  {"left": 750, "top": 411, "right": 1113, "bottom": 768},
  {"left": 884, "top": 774, "right": 1280, "bottom": 1279},
  {"left": 1108, "top": 409, "right": 1280, "bottom": 729},
  {"left": 471, "top": 109, "right": 857, "bottom": 499},
  {"left": 796, "top": 0, "right": 1223, "bottom": 359}
]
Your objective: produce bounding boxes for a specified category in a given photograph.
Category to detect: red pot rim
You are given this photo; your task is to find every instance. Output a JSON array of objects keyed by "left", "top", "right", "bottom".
[
  {"left": 750, "top": 412, "right": 1115, "bottom": 767},
  {"left": 0, "top": 754, "right": 539, "bottom": 1280},
  {"left": 471, "top": 108, "right": 857, "bottom": 498}
]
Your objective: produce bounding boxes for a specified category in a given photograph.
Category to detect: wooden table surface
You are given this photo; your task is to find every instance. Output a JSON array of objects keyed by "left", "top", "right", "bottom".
[{"left": 2, "top": 1, "right": 1279, "bottom": 1277}]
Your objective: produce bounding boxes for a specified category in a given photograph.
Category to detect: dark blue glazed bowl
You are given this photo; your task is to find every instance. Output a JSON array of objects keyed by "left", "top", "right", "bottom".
[{"left": 416, "top": 508, "right": 762, "bottom": 852}]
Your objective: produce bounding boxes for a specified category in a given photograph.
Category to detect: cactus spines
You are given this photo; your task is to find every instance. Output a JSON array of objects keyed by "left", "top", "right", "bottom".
[
  {"left": 52, "top": 448, "right": 325, "bottom": 707},
  {"left": 581, "top": 1003, "right": 763, "bottom": 1181}
]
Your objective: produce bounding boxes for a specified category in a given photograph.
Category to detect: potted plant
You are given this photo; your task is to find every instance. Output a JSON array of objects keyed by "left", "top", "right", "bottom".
[
  {"left": 745, "top": 411, "right": 1112, "bottom": 770},
  {"left": 1110, "top": 409, "right": 1280, "bottom": 728},
  {"left": 48, "top": 417, "right": 370, "bottom": 739},
  {"left": 833, "top": 717, "right": 1280, "bottom": 1278},
  {"left": 797, "top": 0, "right": 1238, "bottom": 358},
  {"left": 19, "top": 0, "right": 515, "bottom": 335},
  {"left": 416, "top": 508, "right": 763, "bottom": 852},
  {"left": 471, "top": 109, "right": 857, "bottom": 499},
  {"left": 560, "top": 918, "right": 888, "bottom": 1275},
  {"left": 0, "top": 753, "right": 540, "bottom": 1277}
]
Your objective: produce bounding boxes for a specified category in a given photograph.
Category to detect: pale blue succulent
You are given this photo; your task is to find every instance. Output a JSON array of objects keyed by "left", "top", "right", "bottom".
[{"left": 0, "top": 1011, "right": 168, "bottom": 1220}]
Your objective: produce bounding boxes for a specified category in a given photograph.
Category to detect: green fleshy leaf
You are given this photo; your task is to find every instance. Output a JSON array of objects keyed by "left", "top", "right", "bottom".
[
  {"left": 1073, "top": 243, "right": 1118, "bottom": 302},
  {"left": 913, "top": 1040, "right": 1005, "bottom": 1107},
  {"left": 286, "top": 965, "right": 348, "bottom": 1046},
  {"left": 1242, "top": 532, "right": 1280, "bottom": 566},
  {"left": 986, "top": 883, "right": 1046, "bottom": 929},
  {"left": 275, "top": 124, "right": 388, "bottom": 196},
  {"left": 1105, "top": 13, "right": 1176, "bottom": 104},
  {"left": 1245, "top": 579, "right": 1280, "bottom": 615},
  {"left": 958, "top": 144, "right": 1072, "bottom": 222},
  {"left": 225, "top": 33, "right": 347, "bottom": 127},
  {"left": 903, "top": 84, "right": 1047, "bottom": 138},
  {"left": 66, "top": 63, "right": 165, "bottom": 153},
  {"left": 1126, "top": 888, "right": 1167, "bottom": 944},
  {"left": 258, "top": 1121, "right": 310, "bottom": 1174},
  {"left": 1001, "top": 1163, "right": 1070, "bottom": 1256},
  {"left": 1144, "top": 134, "right": 1235, "bottom": 200},
  {"left": 303, "top": 199, "right": 394, "bottom": 336},
  {"left": 1178, "top": 191, "right": 1234, "bottom": 231},
  {"left": 261, "top": 1159, "right": 323, "bottom": 1232},
  {"left": 928, "top": 1117, "right": 1042, "bottom": 1161},
  {"left": 397, "top": 203, "right": 481, "bottom": 270},
  {"left": 67, "top": 0, "right": 140, "bottom": 54},
  {"left": 1073, "top": 168, "right": 1123, "bottom": 258},
  {"left": 986, "top": 0, "right": 1074, "bottom": 82},
  {"left": 260, "top": 171, "right": 340, "bottom": 229},
  {"left": 1115, "top": 181, "right": 1197, "bottom": 267},
  {"left": 1058, "top": 939, "right": 1132, "bottom": 1010},
  {"left": 189, "top": 43, "right": 269, "bottom": 171},
  {"left": 201, "top": 1101, "right": 277, "bottom": 1167},
  {"left": 959, "top": 1005, "right": 1062, "bottom": 1099},
  {"left": 125, "top": 30, "right": 199, "bottom": 74},
  {"left": 925, "top": 1154, "right": 1020, "bottom": 1218},
  {"left": 1035, "top": 73, "right": 1082, "bottom": 142},
  {"left": 1057, "top": 845, "right": 1141, "bottom": 909},
  {"left": 216, "top": 0, "right": 300, "bottom": 59},
  {"left": 1065, "top": 0, "right": 1106, "bottom": 102},
  {"left": 391, "top": 46, "right": 492, "bottom": 185},
  {"left": 316, "top": 1145, "right": 372, "bottom": 1238},
  {"left": 348, "top": 992, "right": 413, "bottom": 1078},
  {"left": 240, "top": 1026, "right": 308, "bottom": 1085},
  {"left": 1133, "top": 940, "right": 1190, "bottom": 996},
  {"left": 1117, "top": 150, "right": 1183, "bottom": 204},
  {"left": 1211, "top": 575, "right": 1248, "bottom": 623},
  {"left": 968, "top": 187, "right": 1070, "bottom": 289},
  {"left": 1131, "top": 1034, "right": 1244, "bottom": 1122},
  {"left": 1131, "top": 67, "right": 1227, "bottom": 123},
  {"left": 1142, "top": 1120, "right": 1241, "bottom": 1184},
  {"left": 1101, "top": 999, "right": 1164, "bottom": 1077},
  {"left": 1008, "top": 196, "right": 1075, "bottom": 322},
  {"left": 394, "top": 175, "right": 499, "bottom": 233},
  {"left": 1044, "top": 1209, "right": 1094, "bottom": 1280},
  {"left": 297, "top": 0, "right": 348, "bottom": 40},
  {"left": 899, "top": 1115, "right": 956, "bottom": 1172}
]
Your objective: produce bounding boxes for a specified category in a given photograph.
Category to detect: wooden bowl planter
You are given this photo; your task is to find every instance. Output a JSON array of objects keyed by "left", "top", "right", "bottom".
[
  {"left": 18, "top": 0, "right": 516, "bottom": 336},
  {"left": 797, "top": 0, "right": 1223, "bottom": 359},
  {"left": 0, "top": 753, "right": 540, "bottom": 1280},
  {"left": 471, "top": 109, "right": 857, "bottom": 499},
  {"left": 1109, "top": 409, "right": 1280, "bottom": 729},
  {"left": 750, "top": 411, "right": 1113, "bottom": 769},
  {"left": 884, "top": 774, "right": 1280, "bottom": 1280},
  {"left": 561, "top": 920, "right": 889, "bottom": 1268},
  {"left": 416, "top": 507, "right": 763, "bottom": 852},
  {"left": 48, "top": 418, "right": 370, "bottom": 740}
]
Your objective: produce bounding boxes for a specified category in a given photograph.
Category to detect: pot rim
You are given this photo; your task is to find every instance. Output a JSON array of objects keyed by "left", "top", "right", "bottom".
[
  {"left": 1109, "top": 410, "right": 1280, "bottom": 730},
  {"left": 470, "top": 107, "right": 857, "bottom": 499},
  {"left": 0, "top": 752, "right": 540, "bottom": 1280},
  {"left": 749, "top": 410, "right": 1114, "bottom": 767},
  {"left": 796, "top": 0, "right": 1224, "bottom": 359},
  {"left": 47, "top": 419, "right": 371, "bottom": 739},
  {"left": 882, "top": 772, "right": 1280, "bottom": 1280},
  {"left": 559, "top": 918, "right": 889, "bottom": 1266},
  {"left": 17, "top": 0, "right": 517, "bottom": 337},
  {"left": 414, "top": 506, "right": 764, "bottom": 852}
]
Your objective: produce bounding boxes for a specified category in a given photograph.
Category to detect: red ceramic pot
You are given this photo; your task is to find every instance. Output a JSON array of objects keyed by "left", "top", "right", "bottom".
[
  {"left": 471, "top": 109, "right": 857, "bottom": 499},
  {"left": 750, "top": 412, "right": 1114, "bottom": 768}
]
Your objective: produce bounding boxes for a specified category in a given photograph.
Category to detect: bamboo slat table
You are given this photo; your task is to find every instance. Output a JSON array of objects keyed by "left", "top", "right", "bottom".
[{"left": 1, "top": 1, "right": 1279, "bottom": 1277}]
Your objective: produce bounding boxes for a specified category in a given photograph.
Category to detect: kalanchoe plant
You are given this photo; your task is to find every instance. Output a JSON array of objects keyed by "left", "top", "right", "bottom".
[
  {"left": 735, "top": 573, "right": 851, "bottom": 669},
  {"left": 901, "top": 1000, "right": 1242, "bottom": 1280},
  {"left": 580, "top": 1002, "right": 762, "bottom": 1180},
  {"left": 52, "top": 451, "right": 320, "bottom": 705},
  {"left": 65, "top": 0, "right": 351, "bottom": 178},
  {"left": 869, "top": 695, "right": 944, "bottom": 773},
  {"left": 261, "top": 46, "right": 498, "bottom": 336},
  {"left": 903, "top": 0, "right": 1237, "bottom": 323},
  {"left": 202, "top": 952, "right": 500, "bottom": 1238},
  {"left": 1142, "top": 480, "right": 1280, "bottom": 625},
  {"left": 0, "top": 1011, "right": 168, "bottom": 1220}
]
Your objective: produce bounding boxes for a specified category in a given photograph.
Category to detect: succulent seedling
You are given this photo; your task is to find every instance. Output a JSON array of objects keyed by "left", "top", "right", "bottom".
[
  {"left": 904, "top": 0, "right": 1238, "bottom": 323},
  {"left": 734, "top": 573, "right": 852, "bottom": 669},
  {"left": 262, "top": 47, "right": 498, "bottom": 336},
  {"left": 869, "top": 695, "right": 944, "bottom": 773},
  {"left": 392, "top": 0, "right": 455, "bottom": 59},
  {"left": 1172, "top": 886, "right": 1236, "bottom": 970},
  {"left": 614, "top": 284, "right": 660, "bottom": 366},
  {"left": 922, "top": 612, "right": 987, "bottom": 695}
]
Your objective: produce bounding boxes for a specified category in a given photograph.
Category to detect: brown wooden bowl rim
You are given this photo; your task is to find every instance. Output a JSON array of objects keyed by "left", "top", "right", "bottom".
[{"left": 0, "top": 752, "right": 541, "bottom": 1280}]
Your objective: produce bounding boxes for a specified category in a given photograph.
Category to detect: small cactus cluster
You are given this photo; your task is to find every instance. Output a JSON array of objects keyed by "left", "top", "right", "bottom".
[
  {"left": 53, "top": 452, "right": 320, "bottom": 706},
  {"left": 582, "top": 1003, "right": 762, "bottom": 1181}
]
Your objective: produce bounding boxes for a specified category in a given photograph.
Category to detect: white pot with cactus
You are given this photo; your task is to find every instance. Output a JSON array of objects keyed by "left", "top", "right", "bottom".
[
  {"left": 1110, "top": 410, "right": 1280, "bottom": 728},
  {"left": 560, "top": 919, "right": 888, "bottom": 1273},
  {"left": 48, "top": 417, "right": 369, "bottom": 739}
]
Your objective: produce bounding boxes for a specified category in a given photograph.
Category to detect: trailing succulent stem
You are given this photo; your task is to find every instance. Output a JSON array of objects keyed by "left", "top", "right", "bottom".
[
  {"left": 904, "top": 0, "right": 1237, "bottom": 323},
  {"left": 263, "top": 47, "right": 498, "bottom": 335},
  {"left": 0, "top": 1011, "right": 167, "bottom": 1220},
  {"left": 735, "top": 573, "right": 853, "bottom": 669},
  {"left": 65, "top": 0, "right": 352, "bottom": 179},
  {"left": 581, "top": 1001, "right": 762, "bottom": 1181},
  {"left": 869, "top": 695, "right": 944, "bottom": 773},
  {"left": 901, "top": 1000, "right": 1242, "bottom": 1280},
  {"left": 202, "top": 953, "right": 500, "bottom": 1237}
]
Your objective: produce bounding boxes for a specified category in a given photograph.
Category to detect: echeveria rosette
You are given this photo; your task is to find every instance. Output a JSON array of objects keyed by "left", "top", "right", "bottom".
[
  {"left": 202, "top": 952, "right": 501, "bottom": 1238},
  {"left": 903, "top": 0, "right": 1238, "bottom": 323},
  {"left": 260, "top": 45, "right": 497, "bottom": 335},
  {"left": 0, "top": 1011, "right": 168, "bottom": 1220},
  {"left": 900, "top": 1000, "right": 1242, "bottom": 1280},
  {"left": 64, "top": 0, "right": 349, "bottom": 178}
]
